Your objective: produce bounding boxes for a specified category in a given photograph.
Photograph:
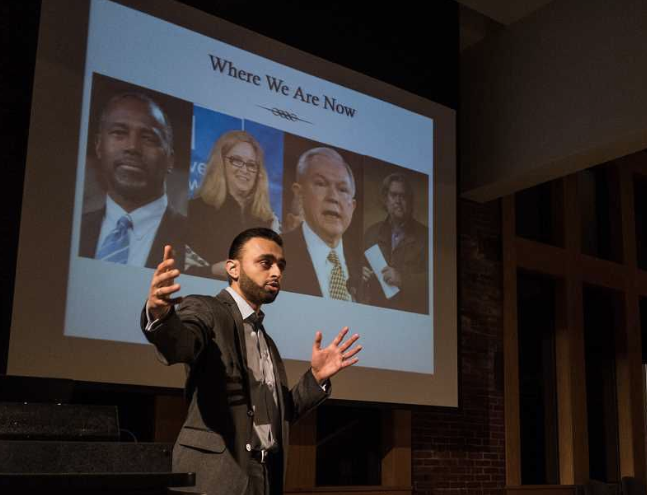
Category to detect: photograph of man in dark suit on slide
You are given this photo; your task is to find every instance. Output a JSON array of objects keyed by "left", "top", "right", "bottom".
[
  {"left": 281, "top": 145, "right": 364, "bottom": 302},
  {"left": 79, "top": 76, "right": 190, "bottom": 268},
  {"left": 363, "top": 171, "right": 429, "bottom": 314}
]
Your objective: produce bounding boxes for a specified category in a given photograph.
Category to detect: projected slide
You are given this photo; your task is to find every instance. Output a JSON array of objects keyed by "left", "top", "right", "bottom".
[{"left": 65, "top": 0, "right": 434, "bottom": 374}]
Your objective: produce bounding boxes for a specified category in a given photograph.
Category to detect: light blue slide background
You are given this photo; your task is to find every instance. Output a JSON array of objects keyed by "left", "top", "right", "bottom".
[{"left": 66, "top": 0, "right": 435, "bottom": 374}]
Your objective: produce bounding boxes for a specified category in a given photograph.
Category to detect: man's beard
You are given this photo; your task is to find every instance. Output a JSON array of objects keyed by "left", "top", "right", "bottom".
[{"left": 239, "top": 267, "right": 279, "bottom": 306}]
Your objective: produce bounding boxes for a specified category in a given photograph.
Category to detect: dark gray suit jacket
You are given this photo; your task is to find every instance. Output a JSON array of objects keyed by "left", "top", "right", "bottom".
[
  {"left": 140, "top": 289, "right": 328, "bottom": 495},
  {"left": 363, "top": 216, "right": 429, "bottom": 314}
]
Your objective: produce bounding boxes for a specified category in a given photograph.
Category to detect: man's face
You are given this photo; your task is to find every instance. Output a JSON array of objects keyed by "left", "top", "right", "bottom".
[
  {"left": 294, "top": 155, "right": 356, "bottom": 247},
  {"left": 236, "top": 237, "right": 286, "bottom": 307},
  {"left": 95, "top": 97, "right": 173, "bottom": 209},
  {"left": 385, "top": 181, "right": 409, "bottom": 222}
]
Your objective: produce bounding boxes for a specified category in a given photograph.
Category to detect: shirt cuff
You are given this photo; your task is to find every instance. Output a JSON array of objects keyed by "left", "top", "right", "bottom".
[
  {"left": 145, "top": 303, "right": 171, "bottom": 332},
  {"left": 308, "top": 368, "right": 330, "bottom": 393}
]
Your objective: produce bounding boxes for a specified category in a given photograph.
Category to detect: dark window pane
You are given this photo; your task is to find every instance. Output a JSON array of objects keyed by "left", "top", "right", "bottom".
[
  {"left": 516, "top": 181, "right": 563, "bottom": 246},
  {"left": 634, "top": 174, "right": 647, "bottom": 270},
  {"left": 579, "top": 166, "right": 623, "bottom": 262},
  {"left": 583, "top": 286, "right": 620, "bottom": 482},
  {"left": 640, "top": 298, "right": 647, "bottom": 364},
  {"left": 316, "top": 404, "right": 381, "bottom": 486},
  {"left": 517, "top": 272, "right": 560, "bottom": 484}
]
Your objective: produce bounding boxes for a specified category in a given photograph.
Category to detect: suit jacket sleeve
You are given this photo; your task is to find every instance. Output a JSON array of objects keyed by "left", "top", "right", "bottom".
[
  {"left": 284, "top": 368, "right": 331, "bottom": 425},
  {"left": 139, "top": 296, "right": 215, "bottom": 366}
]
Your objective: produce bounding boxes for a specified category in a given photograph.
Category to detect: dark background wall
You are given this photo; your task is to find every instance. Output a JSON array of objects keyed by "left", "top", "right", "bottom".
[
  {"left": 413, "top": 199, "right": 504, "bottom": 495},
  {"left": 0, "top": 2, "right": 507, "bottom": 494},
  {"left": 0, "top": 1, "right": 41, "bottom": 374}
]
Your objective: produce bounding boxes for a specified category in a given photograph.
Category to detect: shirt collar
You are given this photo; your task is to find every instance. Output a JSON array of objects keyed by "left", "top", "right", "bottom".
[
  {"left": 105, "top": 194, "right": 168, "bottom": 240},
  {"left": 302, "top": 220, "right": 345, "bottom": 259},
  {"left": 225, "top": 286, "right": 264, "bottom": 322}
]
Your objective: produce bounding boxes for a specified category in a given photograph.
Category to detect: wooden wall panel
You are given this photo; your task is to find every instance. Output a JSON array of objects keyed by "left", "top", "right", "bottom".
[
  {"left": 286, "top": 409, "right": 318, "bottom": 489},
  {"left": 515, "top": 238, "right": 567, "bottom": 278},
  {"left": 503, "top": 195, "right": 521, "bottom": 485},
  {"left": 285, "top": 489, "right": 411, "bottom": 495},
  {"left": 381, "top": 410, "right": 411, "bottom": 487},
  {"left": 153, "top": 394, "right": 186, "bottom": 443},
  {"left": 561, "top": 175, "right": 590, "bottom": 484},
  {"left": 505, "top": 485, "right": 578, "bottom": 495},
  {"left": 617, "top": 164, "right": 646, "bottom": 480},
  {"left": 505, "top": 159, "right": 647, "bottom": 488}
]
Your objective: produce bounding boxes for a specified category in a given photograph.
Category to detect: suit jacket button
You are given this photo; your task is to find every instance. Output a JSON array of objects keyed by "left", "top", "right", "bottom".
[
  {"left": 247, "top": 410, "right": 254, "bottom": 417},
  {"left": 245, "top": 443, "right": 252, "bottom": 452}
]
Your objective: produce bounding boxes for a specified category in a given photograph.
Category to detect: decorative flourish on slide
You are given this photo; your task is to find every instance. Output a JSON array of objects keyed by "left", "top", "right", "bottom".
[{"left": 257, "top": 105, "right": 313, "bottom": 124}]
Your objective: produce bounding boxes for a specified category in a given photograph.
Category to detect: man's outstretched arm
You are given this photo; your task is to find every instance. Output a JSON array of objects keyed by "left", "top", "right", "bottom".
[{"left": 141, "top": 245, "right": 213, "bottom": 366}]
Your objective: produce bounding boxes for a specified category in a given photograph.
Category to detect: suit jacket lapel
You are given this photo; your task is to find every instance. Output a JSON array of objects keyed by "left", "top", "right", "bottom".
[
  {"left": 264, "top": 332, "right": 286, "bottom": 441},
  {"left": 295, "top": 226, "right": 323, "bottom": 296},
  {"left": 79, "top": 207, "right": 105, "bottom": 258},
  {"left": 215, "top": 289, "right": 250, "bottom": 374}
]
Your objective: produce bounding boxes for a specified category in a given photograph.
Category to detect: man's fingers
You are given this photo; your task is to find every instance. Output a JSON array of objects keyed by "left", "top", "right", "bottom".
[
  {"left": 341, "top": 357, "right": 359, "bottom": 368},
  {"left": 163, "top": 245, "right": 174, "bottom": 262},
  {"left": 155, "top": 258, "right": 176, "bottom": 278},
  {"left": 160, "top": 283, "right": 181, "bottom": 296},
  {"left": 343, "top": 344, "right": 362, "bottom": 360},
  {"left": 154, "top": 268, "right": 180, "bottom": 283},
  {"left": 332, "top": 327, "right": 349, "bottom": 346},
  {"left": 153, "top": 283, "right": 181, "bottom": 300},
  {"left": 339, "top": 333, "right": 359, "bottom": 352},
  {"left": 312, "top": 331, "right": 323, "bottom": 351},
  {"left": 152, "top": 269, "right": 180, "bottom": 288}
]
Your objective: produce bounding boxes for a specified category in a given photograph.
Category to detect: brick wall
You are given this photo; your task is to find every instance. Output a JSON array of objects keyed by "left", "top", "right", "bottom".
[{"left": 412, "top": 199, "right": 504, "bottom": 495}]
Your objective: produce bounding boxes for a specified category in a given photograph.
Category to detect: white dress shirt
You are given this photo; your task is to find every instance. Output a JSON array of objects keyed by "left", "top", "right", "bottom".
[
  {"left": 301, "top": 221, "right": 350, "bottom": 298},
  {"left": 96, "top": 194, "right": 168, "bottom": 267}
]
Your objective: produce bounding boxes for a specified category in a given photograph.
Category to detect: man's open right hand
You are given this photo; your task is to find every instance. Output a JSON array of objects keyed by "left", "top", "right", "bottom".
[{"left": 147, "top": 245, "right": 182, "bottom": 320}]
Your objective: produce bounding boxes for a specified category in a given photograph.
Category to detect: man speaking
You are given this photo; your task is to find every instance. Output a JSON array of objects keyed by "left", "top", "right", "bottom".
[{"left": 142, "top": 228, "right": 361, "bottom": 495}]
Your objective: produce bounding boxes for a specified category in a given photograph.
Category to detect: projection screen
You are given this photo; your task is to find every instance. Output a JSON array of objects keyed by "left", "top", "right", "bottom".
[{"left": 8, "top": 0, "right": 457, "bottom": 406}]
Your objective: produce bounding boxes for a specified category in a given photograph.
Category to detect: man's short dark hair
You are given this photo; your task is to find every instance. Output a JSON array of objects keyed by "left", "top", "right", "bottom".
[{"left": 228, "top": 228, "right": 283, "bottom": 260}]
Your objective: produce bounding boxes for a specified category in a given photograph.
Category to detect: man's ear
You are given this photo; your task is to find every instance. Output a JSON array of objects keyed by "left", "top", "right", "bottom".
[
  {"left": 291, "top": 182, "right": 302, "bottom": 199},
  {"left": 167, "top": 150, "right": 175, "bottom": 174},
  {"left": 225, "top": 258, "right": 239, "bottom": 281}
]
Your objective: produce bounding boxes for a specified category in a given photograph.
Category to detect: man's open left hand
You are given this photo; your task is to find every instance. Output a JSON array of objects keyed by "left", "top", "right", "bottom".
[{"left": 310, "top": 327, "right": 361, "bottom": 384}]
